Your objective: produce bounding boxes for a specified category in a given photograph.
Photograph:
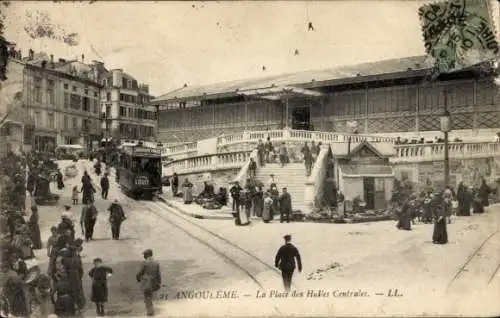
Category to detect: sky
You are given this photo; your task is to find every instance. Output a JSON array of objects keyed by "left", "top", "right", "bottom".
[{"left": 3, "top": 0, "right": 500, "bottom": 97}]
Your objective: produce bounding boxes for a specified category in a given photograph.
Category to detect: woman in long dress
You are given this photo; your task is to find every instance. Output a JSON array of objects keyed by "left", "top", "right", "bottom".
[
  {"left": 28, "top": 205, "right": 42, "bottom": 249},
  {"left": 456, "top": 183, "right": 472, "bottom": 216},
  {"left": 89, "top": 258, "right": 113, "bottom": 316},
  {"left": 253, "top": 186, "right": 264, "bottom": 218},
  {"left": 262, "top": 193, "right": 273, "bottom": 223},
  {"left": 182, "top": 178, "right": 193, "bottom": 204},
  {"left": 432, "top": 194, "right": 449, "bottom": 245},
  {"left": 396, "top": 200, "right": 412, "bottom": 231},
  {"left": 56, "top": 170, "right": 65, "bottom": 190}
]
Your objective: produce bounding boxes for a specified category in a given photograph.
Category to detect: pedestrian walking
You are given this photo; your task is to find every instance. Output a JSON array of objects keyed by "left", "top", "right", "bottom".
[
  {"left": 301, "top": 142, "right": 313, "bottom": 176},
  {"left": 89, "top": 258, "right": 113, "bottom": 316},
  {"left": 264, "top": 137, "right": 273, "bottom": 163},
  {"left": 253, "top": 186, "right": 264, "bottom": 218},
  {"left": 262, "top": 192, "right": 273, "bottom": 223},
  {"left": 62, "top": 245, "right": 86, "bottom": 312},
  {"left": 182, "top": 178, "right": 194, "bottom": 204},
  {"left": 27, "top": 172, "right": 36, "bottom": 196},
  {"left": 27, "top": 205, "right": 43, "bottom": 250},
  {"left": 279, "top": 188, "right": 292, "bottom": 223},
  {"left": 257, "top": 139, "right": 265, "bottom": 166},
  {"left": 136, "top": 249, "right": 162, "bottom": 317},
  {"left": 108, "top": 199, "right": 126, "bottom": 240},
  {"left": 171, "top": 173, "right": 179, "bottom": 196},
  {"left": 81, "top": 178, "right": 96, "bottom": 205},
  {"left": 248, "top": 158, "right": 257, "bottom": 179},
  {"left": 81, "top": 203, "right": 98, "bottom": 241},
  {"left": 279, "top": 142, "right": 288, "bottom": 167},
  {"left": 478, "top": 179, "right": 491, "bottom": 208},
  {"left": 456, "top": 182, "right": 472, "bottom": 216},
  {"left": 274, "top": 235, "right": 302, "bottom": 293},
  {"left": 432, "top": 194, "right": 449, "bottom": 245},
  {"left": 100, "top": 173, "right": 110, "bottom": 199}
]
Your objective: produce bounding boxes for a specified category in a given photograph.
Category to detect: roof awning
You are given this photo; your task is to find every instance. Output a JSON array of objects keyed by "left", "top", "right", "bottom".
[
  {"left": 239, "top": 86, "right": 324, "bottom": 100},
  {"left": 340, "top": 164, "right": 394, "bottom": 178}
]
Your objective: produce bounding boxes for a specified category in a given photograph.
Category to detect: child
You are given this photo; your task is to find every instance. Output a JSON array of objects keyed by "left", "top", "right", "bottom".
[
  {"left": 46, "top": 226, "right": 57, "bottom": 258},
  {"left": 72, "top": 186, "right": 79, "bottom": 205},
  {"left": 89, "top": 258, "right": 113, "bottom": 316}
]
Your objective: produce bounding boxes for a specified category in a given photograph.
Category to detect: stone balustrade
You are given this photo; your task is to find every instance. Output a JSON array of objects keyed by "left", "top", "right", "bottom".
[
  {"left": 390, "top": 141, "right": 500, "bottom": 164},
  {"left": 163, "top": 141, "right": 500, "bottom": 177},
  {"left": 161, "top": 129, "right": 397, "bottom": 159},
  {"left": 163, "top": 150, "right": 251, "bottom": 176}
]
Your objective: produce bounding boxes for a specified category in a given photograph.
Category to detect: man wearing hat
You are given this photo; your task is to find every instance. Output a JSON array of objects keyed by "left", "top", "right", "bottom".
[
  {"left": 136, "top": 249, "right": 162, "bottom": 316},
  {"left": 275, "top": 234, "right": 302, "bottom": 293},
  {"left": 278, "top": 187, "right": 292, "bottom": 223},
  {"left": 57, "top": 206, "right": 75, "bottom": 241},
  {"left": 107, "top": 199, "right": 126, "bottom": 240}
]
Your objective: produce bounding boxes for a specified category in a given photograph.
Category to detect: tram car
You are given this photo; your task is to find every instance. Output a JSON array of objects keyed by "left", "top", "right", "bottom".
[{"left": 118, "top": 143, "right": 162, "bottom": 200}]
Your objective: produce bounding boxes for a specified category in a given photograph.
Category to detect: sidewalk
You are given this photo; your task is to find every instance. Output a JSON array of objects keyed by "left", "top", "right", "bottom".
[{"left": 157, "top": 192, "right": 234, "bottom": 220}]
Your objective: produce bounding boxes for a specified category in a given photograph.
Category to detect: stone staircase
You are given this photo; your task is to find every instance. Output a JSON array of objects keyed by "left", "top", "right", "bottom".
[{"left": 255, "top": 163, "right": 308, "bottom": 212}]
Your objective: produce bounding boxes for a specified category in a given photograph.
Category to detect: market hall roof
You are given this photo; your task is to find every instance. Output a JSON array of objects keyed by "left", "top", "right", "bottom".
[{"left": 152, "top": 55, "right": 433, "bottom": 103}]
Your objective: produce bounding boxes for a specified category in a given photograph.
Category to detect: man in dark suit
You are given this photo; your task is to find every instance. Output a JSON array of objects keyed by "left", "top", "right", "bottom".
[
  {"left": 136, "top": 249, "right": 162, "bottom": 316},
  {"left": 274, "top": 234, "right": 302, "bottom": 292},
  {"left": 279, "top": 188, "right": 292, "bottom": 223}
]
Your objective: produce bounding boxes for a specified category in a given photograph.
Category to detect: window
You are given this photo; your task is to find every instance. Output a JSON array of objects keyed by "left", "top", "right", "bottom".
[
  {"left": 34, "top": 111, "right": 41, "bottom": 127},
  {"left": 84, "top": 88, "right": 89, "bottom": 95},
  {"left": 72, "top": 117, "right": 78, "bottom": 129},
  {"left": 70, "top": 94, "right": 81, "bottom": 110},
  {"left": 106, "top": 92, "right": 111, "bottom": 101},
  {"left": 93, "top": 99, "right": 99, "bottom": 113},
  {"left": 82, "top": 97, "right": 90, "bottom": 112},
  {"left": 47, "top": 80, "right": 55, "bottom": 105},
  {"left": 34, "top": 77, "right": 42, "bottom": 103},
  {"left": 94, "top": 91, "right": 98, "bottom": 97},
  {"left": 64, "top": 83, "right": 69, "bottom": 90},
  {"left": 64, "top": 116, "right": 69, "bottom": 130},
  {"left": 128, "top": 108, "right": 133, "bottom": 118},
  {"left": 82, "top": 119, "right": 90, "bottom": 131},
  {"left": 72, "top": 86, "right": 77, "bottom": 92},
  {"left": 120, "top": 106, "right": 127, "bottom": 117},
  {"left": 64, "top": 92, "right": 70, "bottom": 108},
  {"left": 47, "top": 113, "right": 55, "bottom": 129}
]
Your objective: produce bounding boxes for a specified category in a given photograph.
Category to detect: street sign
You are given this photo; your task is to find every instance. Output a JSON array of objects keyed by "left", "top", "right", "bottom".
[{"left": 418, "top": 0, "right": 499, "bottom": 74}]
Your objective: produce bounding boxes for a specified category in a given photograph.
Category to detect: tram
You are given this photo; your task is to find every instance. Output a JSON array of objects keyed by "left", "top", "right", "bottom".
[{"left": 117, "top": 143, "right": 162, "bottom": 200}]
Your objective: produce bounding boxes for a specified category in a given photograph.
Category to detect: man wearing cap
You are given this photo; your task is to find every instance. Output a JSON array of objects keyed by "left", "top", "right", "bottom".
[
  {"left": 136, "top": 249, "right": 162, "bottom": 316},
  {"left": 279, "top": 187, "right": 292, "bottom": 223},
  {"left": 275, "top": 234, "right": 302, "bottom": 292}
]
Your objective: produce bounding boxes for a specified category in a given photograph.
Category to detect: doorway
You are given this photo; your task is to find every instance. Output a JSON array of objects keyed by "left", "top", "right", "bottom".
[
  {"left": 363, "top": 177, "right": 375, "bottom": 210},
  {"left": 291, "top": 107, "right": 311, "bottom": 130}
]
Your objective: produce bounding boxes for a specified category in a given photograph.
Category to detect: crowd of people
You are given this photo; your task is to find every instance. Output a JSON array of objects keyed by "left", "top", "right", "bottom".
[
  {"left": 0, "top": 152, "right": 164, "bottom": 317},
  {"left": 393, "top": 178, "right": 494, "bottom": 245}
]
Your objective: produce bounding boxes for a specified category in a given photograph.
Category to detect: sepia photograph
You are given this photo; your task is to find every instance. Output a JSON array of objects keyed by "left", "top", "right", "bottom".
[{"left": 1, "top": 0, "right": 500, "bottom": 317}]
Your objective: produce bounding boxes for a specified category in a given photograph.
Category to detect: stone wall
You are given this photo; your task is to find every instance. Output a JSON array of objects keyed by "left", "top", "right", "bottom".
[
  {"left": 175, "top": 168, "right": 239, "bottom": 196},
  {"left": 393, "top": 157, "right": 500, "bottom": 190}
]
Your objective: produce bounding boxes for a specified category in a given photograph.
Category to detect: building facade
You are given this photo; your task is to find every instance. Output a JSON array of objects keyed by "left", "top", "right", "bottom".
[
  {"left": 100, "top": 69, "right": 156, "bottom": 144},
  {"left": 5, "top": 49, "right": 103, "bottom": 152},
  {"left": 154, "top": 56, "right": 500, "bottom": 143}
]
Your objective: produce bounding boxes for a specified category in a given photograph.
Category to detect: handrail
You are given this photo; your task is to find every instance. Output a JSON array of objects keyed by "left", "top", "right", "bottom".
[
  {"left": 162, "top": 128, "right": 398, "bottom": 158},
  {"left": 163, "top": 141, "right": 500, "bottom": 176}
]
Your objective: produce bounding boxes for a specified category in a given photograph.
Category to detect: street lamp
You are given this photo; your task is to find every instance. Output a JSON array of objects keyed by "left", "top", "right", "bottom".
[{"left": 440, "top": 89, "right": 452, "bottom": 188}]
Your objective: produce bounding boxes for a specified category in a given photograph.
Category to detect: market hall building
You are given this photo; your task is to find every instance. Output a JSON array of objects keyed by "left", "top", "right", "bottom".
[{"left": 153, "top": 55, "right": 500, "bottom": 144}]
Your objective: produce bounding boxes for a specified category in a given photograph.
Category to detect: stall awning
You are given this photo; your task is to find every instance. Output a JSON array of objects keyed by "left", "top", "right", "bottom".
[
  {"left": 340, "top": 164, "right": 394, "bottom": 178},
  {"left": 239, "top": 86, "right": 324, "bottom": 100}
]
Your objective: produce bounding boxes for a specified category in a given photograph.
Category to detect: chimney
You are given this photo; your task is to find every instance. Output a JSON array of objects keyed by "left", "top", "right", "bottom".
[
  {"left": 81, "top": 54, "right": 85, "bottom": 63},
  {"left": 183, "top": 83, "right": 188, "bottom": 88},
  {"left": 41, "top": 60, "right": 47, "bottom": 69},
  {"left": 58, "top": 58, "right": 66, "bottom": 63},
  {"left": 28, "top": 49, "right": 34, "bottom": 60},
  {"left": 50, "top": 54, "right": 54, "bottom": 68}
]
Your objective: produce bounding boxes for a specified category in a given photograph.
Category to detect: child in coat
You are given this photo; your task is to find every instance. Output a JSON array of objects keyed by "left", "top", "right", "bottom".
[{"left": 89, "top": 258, "right": 113, "bottom": 316}]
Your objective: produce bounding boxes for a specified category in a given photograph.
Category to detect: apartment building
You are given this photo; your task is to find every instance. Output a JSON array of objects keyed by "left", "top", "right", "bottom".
[
  {"left": 7, "top": 48, "right": 103, "bottom": 152},
  {"left": 101, "top": 69, "right": 157, "bottom": 144}
]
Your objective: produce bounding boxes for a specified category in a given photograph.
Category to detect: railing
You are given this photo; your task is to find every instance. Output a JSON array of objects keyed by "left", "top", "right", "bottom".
[
  {"left": 217, "top": 129, "right": 396, "bottom": 148},
  {"left": 163, "top": 150, "right": 251, "bottom": 176},
  {"left": 161, "top": 129, "right": 397, "bottom": 159},
  {"left": 304, "top": 145, "right": 331, "bottom": 211},
  {"left": 163, "top": 141, "right": 500, "bottom": 177},
  {"left": 391, "top": 141, "right": 500, "bottom": 164}
]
